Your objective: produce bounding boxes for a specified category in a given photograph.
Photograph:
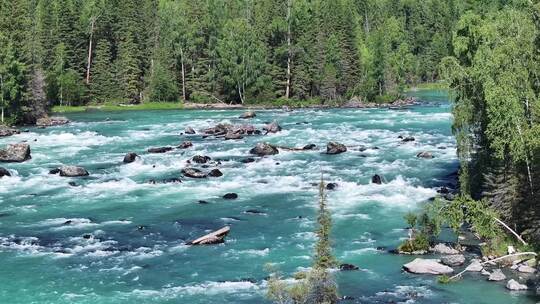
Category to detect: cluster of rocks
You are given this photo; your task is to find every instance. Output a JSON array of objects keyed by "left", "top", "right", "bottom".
[
  {"left": 402, "top": 243, "right": 538, "bottom": 292},
  {"left": 0, "top": 126, "right": 20, "bottom": 137},
  {"left": 342, "top": 96, "right": 419, "bottom": 109}
]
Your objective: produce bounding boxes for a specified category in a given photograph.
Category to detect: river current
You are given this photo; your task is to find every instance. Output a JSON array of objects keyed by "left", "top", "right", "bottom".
[{"left": 0, "top": 91, "right": 537, "bottom": 303}]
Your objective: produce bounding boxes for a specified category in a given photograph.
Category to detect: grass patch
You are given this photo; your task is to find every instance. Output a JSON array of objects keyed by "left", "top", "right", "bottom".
[
  {"left": 406, "top": 82, "right": 449, "bottom": 91},
  {"left": 52, "top": 102, "right": 184, "bottom": 113}
]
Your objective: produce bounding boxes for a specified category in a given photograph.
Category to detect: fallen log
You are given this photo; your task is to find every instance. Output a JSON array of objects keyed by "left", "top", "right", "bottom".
[{"left": 187, "top": 226, "right": 230, "bottom": 245}]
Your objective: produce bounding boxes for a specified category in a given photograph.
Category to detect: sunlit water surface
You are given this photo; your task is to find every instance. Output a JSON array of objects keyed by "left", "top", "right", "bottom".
[{"left": 0, "top": 90, "right": 537, "bottom": 303}]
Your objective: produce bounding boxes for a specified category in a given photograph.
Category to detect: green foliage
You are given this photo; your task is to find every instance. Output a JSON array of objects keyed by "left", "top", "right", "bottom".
[
  {"left": 437, "top": 274, "right": 451, "bottom": 284},
  {"left": 398, "top": 232, "right": 430, "bottom": 253}
]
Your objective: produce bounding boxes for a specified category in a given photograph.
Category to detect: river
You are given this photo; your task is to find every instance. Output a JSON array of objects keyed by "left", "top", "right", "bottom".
[{"left": 0, "top": 90, "right": 537, "bottom": 303}]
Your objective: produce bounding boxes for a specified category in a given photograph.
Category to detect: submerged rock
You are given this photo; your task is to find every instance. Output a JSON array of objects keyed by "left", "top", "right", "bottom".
[
  {"left": 372, "top": 174, "right": 382, "bottom": 185},
  {"left": 441, "top": 254, "right": 466, "bottom": 266},
  {"left": 250, "top": 143, "right": 279, "bottom": 156},
  {"left": 239, "top": 111, "right": 256, "bottom": 119},
  {"left": 339, "top": 263, "right": 359, "bottom": 271},
  {"left": 185, "top": 127, "right": 196, "bottom": 134},
  {"left": 402, "top": 136, "right": 415, "bottom": 142},
  {"left": 0, "top": 167, "right": 11, "bottom": 178},
  {"left": 123, "top": 152, "right": 138, "bottom": 163},
  {"left": 403, "top": 258, "right": 454, "bottom": 275},
  {"left": 303, "top": 144, "right": 317, "bottom": 150},
  {"left": 57, "top": 166, "right": 90, "bottom": 177},
  {"left": 182, "top": 168, "right": 207, "bottom": 178},
  {"left": 0, "top": 143, "right": 31, "bottom": 162},
  {"left": 36, "top": 116, "right": 69, "bottom": 127},
  {"left": 178, "top": 141, "right": 193, "bottom": 149},
  {"left": 148, "top": 147, "right": 174, "bottom": 153},
  {"left": 417, "top": 151, "right": 433, "bottom": 159},
  {"left": 0, "top": 126, "right": 20, "bottom": 137},
  {"left": 506, "top": 279, "right": 528, "bottom": 291},
  {"left": 223, "top": 193, "right": 238, "bottom": 200},
  {"left": 241, "top": 157, "right": 256, "bottom": 163},
  {"left": 488, "top": 269, "right": 506, "bottom": 281},
  {"left": 326, "top": 142, "right": 347, "bottom": 154},
  {"left": 263, "top": 121, "right": 282, "bottom": 133}
]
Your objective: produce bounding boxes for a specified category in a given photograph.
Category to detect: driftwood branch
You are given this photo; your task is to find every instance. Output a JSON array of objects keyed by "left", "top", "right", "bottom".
[
  {"left": 493, "top": 217, "right": 527, "bottom": 245},
  {"left": 449, "top": 252, "right": 537, "bottom": 281}
]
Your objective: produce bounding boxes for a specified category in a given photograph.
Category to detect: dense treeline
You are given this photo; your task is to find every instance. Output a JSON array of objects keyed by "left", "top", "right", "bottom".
[
  {"left": 1, "top": 0, "right": 468, "bottom": 123},
  {"left": 441, "top": 0, "right": 540, "bottom": 244}
]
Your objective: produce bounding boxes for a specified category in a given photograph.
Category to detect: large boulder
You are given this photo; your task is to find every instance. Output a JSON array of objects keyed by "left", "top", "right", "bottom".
[
  {"left": 239, "top": 111, "right": 256, "bottom": 119},
  {"left": 403, "top": 258, "right": 454, "bottom": 275},
  {"left": 326, "top": 142, "right": 347, "bottom": 155},
  {"left": 123, "top": 152, "right": 138, "bottom": 163},
  {"left": 465, "top": 260, "right": 483, "bottom": 272},
  {"left": 56, "top": 166, "right": 89, "bottom": 177},
  {"left": 339, "top": 263, "right": 359, "bottom": 271},
  {"left": 441, "top": 254, "right": 466, "bottom": 266},
  {"left": 182, "top": 168, "right": 207, "bottom": 178},
  {"left": 517, "top": 265, "right": 536, "bottom": 273},
  {"left": 0, "top": 126, "right": 20, "bottom": 137},
  {"left": 187, "top": 226, "right": 230, "bottom": 245},
  {"left": 225, "top": 132, "right": 243, "bottom": 140},
  {"left": 0, "top": 167, "right": 11, "bottom": 178},
  {"left": 488, "top": 269, "right": 506, "bottom": 281},
  {"left": 148, "top": 147, "right": 173, "bottom": 153},
  {"left": 208, "top": 169, "right": 223, "bottom": 177},
  {"left": 506, "top": 279, "right": 528, "bottom": 291},
  {"left": 36, "top": 116, "right": 69, "bottom": 127},
  {"left": 250, "top": 143, "right": 279, "bottom": 156},
  {"left": 263, "top": 121, "right": 282, "bottom": 133},
  {"left": 0, "top": 143, "right": 31, "bottom": 162}
]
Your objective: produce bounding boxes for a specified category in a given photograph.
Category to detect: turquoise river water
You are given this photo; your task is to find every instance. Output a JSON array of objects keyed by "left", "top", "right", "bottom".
[{"left": 0, "top": 91, "right": 538, "bottom": 303}]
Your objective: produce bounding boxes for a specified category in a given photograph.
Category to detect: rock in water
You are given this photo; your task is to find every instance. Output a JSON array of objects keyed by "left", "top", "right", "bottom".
[
  {"left": 372, "top": 174, "right": 382, "bottom": 185},
  {"left": 326, "top": 142, "right": 347, "bottom": 154},
  {"left": 178, "top": 141, "right": 193, "bottom": 149},
  {"left": 465, "top": 260, "right": 484, "bottom": 272},
  {"left": 0, "top": 143, "right": 31, "bottom": 162},
  {"left": 263, "top": 121, "right": 282, "bottom": 133},
  {"left": 58, "top": 166, "right": 89, "bottom": 177},
  {"left": 488, "top": 269, "right": 506, "bottom": 281},
  {"left": 431, "top": 243, "right": 459, "bottom": 255},
  {"left": 417, "top": 151, "right": 433, "bottom": 159},
  {"left": 326, "top": 183, "right": 338, "bottom": 190},
  {"left": 239, "top": 111, "right": 256, "bottom": 119},
  {"left": 182, "top": 168, "right": 207, "bottom": 178},
  {"left": 36, "top": 116, "right": 69, "bottom": 127},
  {"left": 0, "top": 126, "right": 20, "bottom": 137},
  {"left": 339, "top": 264, "right": 359, "bottom": 271},
  {"left": 225, "top": 133, "right": 243, "bottom": 140},
  {"left": 147, "top": 147, "right": 173, "bottom": 153},
  {"left": 0, "top": 167, "right": 11, "bottom": 178},
  {"left": 192, "top": 155, "right": 211, "bottom": 164},
  {"left": 208, "top": 169, "right": 223, "bottom": 177},
  {"left": 402, "top": 136, "right": 415, "bottom": 142},
  {"left": 185, "top": 127, "right": 196, "bottom": 134},
  {"left": 303, "top": 144, "right": 317, "bottom": 150},
  {"left": 441, "top": 254, "right": 466, "bottom": 266},
  {"left": 403, "top": 258, "right": 454, "bottom": 275},
  {"left": 123, "top": 152, "right": 138, "bottom": 163},
  {"left": 223, "top": 193, "right": 238, "bottom": 200},
  {"left": 187, "top": 226, "right": 230, "bottom": 245},
  {"left": 506, "top": 279, "right": 528, "bottom": 291},
  {"left": 250, "top": 143, "right": 279, "bottom": 156}
]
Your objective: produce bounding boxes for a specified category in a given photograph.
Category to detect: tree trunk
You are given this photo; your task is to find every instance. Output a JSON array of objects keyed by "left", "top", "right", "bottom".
[
  {"left": 86, "top": 17, "right": 96, "bottom": 85},
  {"left": 180, "top": 48, "right": 186, "bottom": 101},
  {"left": 0, "top": 75, "right": 4, "bottom": 123},
  {"left": 285, "top": 0, "right": 292, "bottom": 99}
]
